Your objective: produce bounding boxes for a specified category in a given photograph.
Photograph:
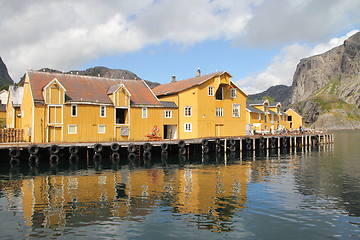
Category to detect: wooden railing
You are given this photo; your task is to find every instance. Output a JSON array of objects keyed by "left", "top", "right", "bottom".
[{"left": 0, "top": 129, "right": 24, "bottom": 143}]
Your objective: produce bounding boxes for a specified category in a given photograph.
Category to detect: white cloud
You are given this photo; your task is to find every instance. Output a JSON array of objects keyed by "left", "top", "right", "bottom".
[
  {"left": 0, "top": 0, "right": 359, "bottom": 82},
  {"left": 236, "top": 30, "right": 359, "bottom": 94}
]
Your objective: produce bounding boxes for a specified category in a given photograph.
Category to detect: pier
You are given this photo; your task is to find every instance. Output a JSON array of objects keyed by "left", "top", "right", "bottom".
[{"left": 0, "top": 133, "right": 334, "bottom": 165}]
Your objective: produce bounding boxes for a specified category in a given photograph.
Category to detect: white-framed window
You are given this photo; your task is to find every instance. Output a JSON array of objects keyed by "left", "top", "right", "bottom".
[
  {"left": 230, "top": 88, "right": 237, "bottom": 98},
  {"left": 71, "top": 104, "right": 77, "bottom": 117},
  {"left": 216, "top": 107, "right": 223, "bottom": 117},
  {"left": 100, "top": 105, "right": 106, "bottom": 117},
  {"left": 164, "top": 110, "right": 172, "bottom": 118},
  {"left": 232, "top": 104, "right": 240, "bottom": 118},
  {"left": 68, "top": 124, "right": 77, "bottom": 134},
  {"left": 184, "top": 123, "right": 192, "bottom": 132},
  {"left": 208, "top": 86, "right": 214, "bottom": 96},
  {"left": 258, "top": 113, "right": 261, "bottom": 120},
  {"left": 142, "top": 107, "right": 148, "bottom": 118},
  {"left": 184, "top": 106, "right": 192, "bottom": 117},
  {"left": 98, "top": 125, "right": 106, "bottom": 134}
]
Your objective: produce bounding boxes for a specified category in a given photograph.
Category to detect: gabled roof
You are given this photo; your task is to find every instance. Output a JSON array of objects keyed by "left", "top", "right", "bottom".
[
  {"left": 268, "top": 109, "right": 278, "bottom": 115},
  {"left": 285, "top": 108, "right": 303, "bottom": 118},
  {"left": 269, "top": 102, "right": 281, "bottom": 108},
  {"left": 27, "top": 71, "right": 161, "bottom": 106},
  {"left": 8, "top": 86, "right": 24, "bottom": 107},
  {"left": 153, "top": 71, "right": 230, "bottom": 96},
  {"left": 246, "top": 104, "right": 264, "bottom": 114},
  {"left": 248, "top": 99, "right": 269, "bottom": 106}
]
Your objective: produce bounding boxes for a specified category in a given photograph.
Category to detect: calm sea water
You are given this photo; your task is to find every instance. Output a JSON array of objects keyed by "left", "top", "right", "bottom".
[{"left": 0, "top": 131, "right": 359, "bottom": 240}]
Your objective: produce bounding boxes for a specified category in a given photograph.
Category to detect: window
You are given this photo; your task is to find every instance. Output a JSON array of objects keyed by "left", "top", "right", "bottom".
[
  {"left": 258, "top": 113, "right": 261, "bottom": 120},
  {"left": 232, "top": 104, "right": 240, "bottom": 118},
  {"left": 216, "top": 107, "right": 223, "bottom": 117},
  {"left": 230, "top": 88, "right": 237, "bottom": 98},
  {"left": 164, "top": 110, "right": 172, "bottom": 118},
  {"left": 116, "top": 108, "right": 127, "bottom": 124},
  {"left": 215, "top": 87, "right": 223, "bottom": 100},
  {"left": 184, "top": 106, "right": 192, "bottom": 117},
  {"left": 184, "top": 123, "right": 192, "bottom": 132},
  {"left": 68, "top": 125, "right": 77, "bottom": 134},
  {"left": 208, "top": 86, "right": 214, "bottom": 96},
  {"left": 98, "top": 125, "right": 106, "bottom": 134},
  {"left": 265, "top": 115, "right": 268, "bottom": 123},
  {"left": 142, "top": 107, "right": 148, "bottom": 118},
  {"left": 288, "top": 116, "right": 292, "bottom": 121},
  {"left": 100, "top": 106, "right": 106, "bottom": 117},
  {"left": 71, "top": 104, "right": 77, "bottom": 117}
]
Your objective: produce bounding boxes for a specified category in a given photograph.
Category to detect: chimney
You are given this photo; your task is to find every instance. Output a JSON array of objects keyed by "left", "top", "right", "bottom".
[
  {"left": 197, "top": 68, "right": 201, "bottom": 77},
  {"left": 171, "top": 75, "right": 176, "bottom": 83}
]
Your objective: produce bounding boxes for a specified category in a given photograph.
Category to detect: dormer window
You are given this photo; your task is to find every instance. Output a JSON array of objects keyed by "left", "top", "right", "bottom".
[{"left": 215, "top": 87, "right": 223, "bottom": 100}]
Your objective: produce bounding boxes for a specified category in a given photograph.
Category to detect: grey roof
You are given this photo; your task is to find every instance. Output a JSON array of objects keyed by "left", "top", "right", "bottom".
[
  {"left": 9, "top": 86, "right": 24, "bottom": 107},
  {"left": 268, "top": 109, "right": 278, "bottom": 115},
  {"left": 280, "top": 111, "right": 288, "bottom": 116},
  {"left": 269, "top": 102, "right": 281, "bottom": 107},
  {"left": 248, "top": 100, "right": 268, "bottom": 105},
  {"left": 246, "top": 104, "right": 265, "bottom": 114},
  {"left": 160, "top": 101, "right": 178, "bottom": 108}
]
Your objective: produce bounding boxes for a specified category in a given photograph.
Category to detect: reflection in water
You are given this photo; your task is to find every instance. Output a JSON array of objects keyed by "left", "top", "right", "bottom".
[
  {"left": 0, "top": 153, "right": 250, "bottom": 234},
  {"left": 0, "top": 132, "right": 359, "bottom": 239}
]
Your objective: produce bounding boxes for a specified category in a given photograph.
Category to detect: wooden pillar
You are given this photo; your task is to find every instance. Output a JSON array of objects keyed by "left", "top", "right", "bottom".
[{"left": 253, "top": 138, "right": 256, "bottom": 153}]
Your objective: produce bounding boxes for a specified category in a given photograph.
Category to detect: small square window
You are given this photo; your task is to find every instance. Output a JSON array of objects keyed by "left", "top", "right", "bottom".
[
  {"left": 68, "top": 125, "right": 77, "bottom": 134},
  {"left": 184, "top": 106, "right": 192, "bottom": 117},
  {"left": 165, "top": 110, "right": 172, "bottom": 118},
  {"left": 98, "top": 125, "right": 106, "bottom": 134},
  {"left": 208, "top": 86, "right": 214, "bottom": 96},
  {"left": 184, "top": 123, "right": 192, "bottom": 132}
]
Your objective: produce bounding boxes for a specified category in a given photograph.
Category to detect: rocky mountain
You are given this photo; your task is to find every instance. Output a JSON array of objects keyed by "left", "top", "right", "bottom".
[
  {"left": 37, "top": 66, "right": 160, "bottom": 89},
  {"left": 248, "top": 85, "right": 291, "bottom": 103},
  {"left": 249, "top": 32, "right": 360, "bottom": 129},
  {"left": 287, "top": 32, "right": 360, "bottom": 129},
  {"left": 0, "top": 57, "right": 14, "bottom": 89}
]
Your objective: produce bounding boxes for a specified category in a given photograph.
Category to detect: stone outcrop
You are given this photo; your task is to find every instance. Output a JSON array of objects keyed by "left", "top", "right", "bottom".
[
  {"left": 0, "top": 57, "right": 14, "bottom": 88},
  {"left": 286, "top": 32, "right": 360, "bottom": 129}
]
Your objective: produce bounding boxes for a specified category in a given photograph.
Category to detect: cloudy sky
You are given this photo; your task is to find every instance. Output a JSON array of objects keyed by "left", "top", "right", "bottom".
[{"left": 1, "top": 0, "right": 359, "bottom": 94}]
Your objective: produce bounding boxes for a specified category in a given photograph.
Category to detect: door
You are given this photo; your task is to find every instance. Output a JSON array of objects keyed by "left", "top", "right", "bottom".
[
  {"left": 48, "top": 126, "right": 62, "bottom": 142},
  {"left": 164, "top": 125, "right": 177, "bottom": 139},
  {"left": 215, "top": 124, "right": 224, "bottom": 137}
]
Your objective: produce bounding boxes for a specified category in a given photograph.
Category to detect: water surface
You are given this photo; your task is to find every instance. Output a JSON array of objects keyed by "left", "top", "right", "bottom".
[{"left": 0, "top": 131, "right": 359, "bottom": 239}]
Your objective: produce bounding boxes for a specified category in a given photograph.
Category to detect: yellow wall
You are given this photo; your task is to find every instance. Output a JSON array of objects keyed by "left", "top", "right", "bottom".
[
  {"left": 21, "top": 79, "right": 35, "bottom": 142},
  {"left": 286, "top": 108, "right": 304, "bottom": 129}
]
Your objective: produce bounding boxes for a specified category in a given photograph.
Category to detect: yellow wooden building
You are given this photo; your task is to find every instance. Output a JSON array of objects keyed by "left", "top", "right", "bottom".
[
  {"left": 285, "top": 108, "right": 304, "bottom": 130},
  {"left": 246, "top": 100, "right": 295, "bottom": 134},
  {"left": 17, "top": 71, "right": 178, "bottom": 143},
  {"left": 152, "top": 70, "right": 248, "bottom": 138}
]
